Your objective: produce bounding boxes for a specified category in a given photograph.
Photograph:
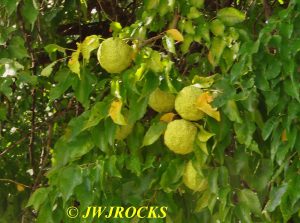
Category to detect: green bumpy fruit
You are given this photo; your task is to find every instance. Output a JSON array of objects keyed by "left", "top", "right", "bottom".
[
  {"left": 115, "top": 124, "right": 134, "bottom": 141},
  {"left": 97, "top": 37, "right": 133, "bottom": 73},
  {"left": 148, "top": 88, "right": 175, "bottom": 113},
  {"left": 175, "top": 85, "right": 204, "bottom": 121},
  {"left": 164, "top": 119, "right": 197, "bottom": 154},
  {"left": 183, "top": 160, "right": 208, "bottom": 191}
]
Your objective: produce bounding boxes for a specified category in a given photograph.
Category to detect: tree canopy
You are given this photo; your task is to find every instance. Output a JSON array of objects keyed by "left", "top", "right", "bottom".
[{"left": 1, "top": 0, "right": 300, "bottom": 222}]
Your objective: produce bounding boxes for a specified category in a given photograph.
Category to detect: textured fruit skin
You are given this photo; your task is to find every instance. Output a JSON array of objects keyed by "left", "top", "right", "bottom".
[
  {"left": 175, "top": 85, "right": 204, "bottom": 121},
  {"left": 115, "top": 124, "right": 134, "bottom": 140},
  {"left": 97, "top": 37, "right": 132, "bottom": 73},
  {"left": 164, "top": 119, "right": 197, "bottom": 154},
  {"left": 183, "top": 160, "right": 208, "bottom": 191},
  {"left": 148, "top": 88, "right": 175, "bottom": 113}
]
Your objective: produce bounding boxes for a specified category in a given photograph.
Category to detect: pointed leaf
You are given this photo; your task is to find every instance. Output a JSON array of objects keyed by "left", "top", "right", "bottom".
[
  {"left": 160, "top": 112, "right": 176, "bottom": 123},
  {"left": 196, "top": 92, "right": 221, "bottom": 121},
  {"left": 109, "top": 100, "right": 127, "bottom": 125},
  {"left": 58, "top": 165, "right": 82, "bottom": 200},
  {"left": 208, "top": 37, "right": 226, "bottom": 66},
  {"left": 166, "top": 29, "right": 184, "bottom": 42},
  {"left": 238, "top": 189, "right": 262, "bottom": 215},
  {"left": 223, "top": 100, "right": 242, "bottom": 123},
  {"left": 143, "top": 121, "right": 167, "bottom": 146},
  {"left": 27, "top": 187, "right": 51, "bottom": 210},
  {"left": 84, "top": 102, "right": 109, "bottom": 130},
  {"left": 81, "top": 35, "right": 99, "bottom": 62},
  {"left": 41, "top": 61, "right": 57, "bottom": 77},
  {"left": 198, "top": 126, "right": 215, "bottom": 142},
  {"left": 68, "top": 44, "right": 81, "bottom": 76},
  {"left": 262, "top": 117, "right": 279, "bottom": 140},
  {"left": 217, "top": 7, "right": 245, "bottom": 26},
  {"left": 163, "top": 36, "right": 176, "bottom": 54}
]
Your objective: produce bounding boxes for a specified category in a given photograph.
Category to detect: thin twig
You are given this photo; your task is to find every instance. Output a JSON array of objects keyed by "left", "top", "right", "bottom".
[
  {"left": 17, "top": 1, "right": 37, "bottom": 173},
  {"left": 0, "top": 178, "right": 31, "bottom": 188},
  {"left": 97, "top": 0, "right": 113, "bottom": 22},
  {"left": 0, "top": 135, "right": 28, "bottom": 157}
]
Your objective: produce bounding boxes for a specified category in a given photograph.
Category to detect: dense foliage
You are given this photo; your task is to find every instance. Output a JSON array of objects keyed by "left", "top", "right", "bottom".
[{"left": 1, "top": 0, "right": 300, "bottom": 222}]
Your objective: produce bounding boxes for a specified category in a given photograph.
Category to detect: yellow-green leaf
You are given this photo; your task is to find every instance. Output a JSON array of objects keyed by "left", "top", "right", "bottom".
[
  {"left": 198, "top": 126, "right": 215, "bottom": 142},
  {"left": 68, "top": 44, "right": 81, "bottom": 77},
  {"left": 208, "top": 37, "right": 226, "bottom": 66},
  {"left": 41, "top": 61, "right": 57, "bottom": 77},
  {"left": 217, "top": 7, "right": 245, "bottom": 26},
  {"left": 195, "top": 190, "right": 211, "bottom": 212},
  {"left": 166, "top": 29, "right": 184, "bottom": 42},
  {"left": 196, "top": 92, "right": 220, "bottom": 121},
  {"left": 198, "top": 141, "right": 208, "bottom": 155},
  {"left": 160, "top": 112, "right": 176, "bottom": 123},
  {"left": 109, "top": 100, "right": 127, "bottom": 125},
  {"left": 81, "top": 35, "right": 99, "bottom": 62}
]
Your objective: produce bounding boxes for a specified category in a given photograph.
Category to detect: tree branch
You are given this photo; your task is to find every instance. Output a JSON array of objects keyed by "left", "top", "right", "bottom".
[{"left": 262, "top": 0, "right": 272, "bottom": 19}]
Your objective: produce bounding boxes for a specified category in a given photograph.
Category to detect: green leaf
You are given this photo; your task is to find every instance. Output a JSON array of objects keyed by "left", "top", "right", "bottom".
[
  {"left": 68, "top": 45, "right": 81, "bottom": 76},
  {"left": 235, "top": 204, "right": 252, "bottom": 223},
  {"left": 198, "top": 126, "right": 215, "bottom": 142},
  {"left": 208, "top": 168, "right": 219, "bottom": 194},
  {"left": 265, "top": 59, "right": 281, "bottom": 80},
  {"left": 21, "top": 0, "right": 39, "bottom": 27},
  {"left": 217, "top": 7, "right": 245, "bottom": 26},
  {"left": 195, "top": 190, "right": 211, "bottom": 212},
  {"left": 106, "top": 155, "right": 122, "bottom": 178},
  {"left": 126, "top": 155, "right": 141, "bottom": 176},
  {"left": 0, "top": 78, "right": 13, "bottom": 100},
  {"left": 41, "top": 61, "right": 57, "bottom": 77},
  {"left": 128, "top": 93, "right": 148, "bottom": 123},
  {"left": 262, "top": 117, "right": 279, "bottom": 141},
  {"left": 58, "top": 165, "right": 82, "bottom": 200},
  {"left": 18, "top": 70, "right": 38, "bottom": 86},
  {"left": 81, "top": 35, "right": 99, "bottom": 62},
  {"left": 83, "top": 102, "right": 109, "bottom": 130},
  {"left": 284, "top": 76, "right": 300, "bottom": 102},
  {"left": 234, "top": 118, "right": 255, "bottom": 147},
  {"left": 49, "top": 69, "right": 75, "bottom": 101},
  {"left": 54, "top": 132, "right": 94, "bottom": 166},
  {"left": 8, "top": 36, "right": 28, "bottom": 59},
  {"left": 209, "top": 37, "right": 226, "bottom": 66},
  {"left": 141, "top": 71, "right": 159, "bottom": 96},
  {"left": 163, "top": 35, "right": 176, "bottom": 54},
  {"left": 26, "top": 187, "right": 51, "bottom": 210},
  {"left": 142, "top": 121, "right": 167, "bottom": 147},
  {"left": 264, "top": 183, "right": 288, "bottom": 212},
  {"left": 238, "top": 189, "right": 261, "bottom": 215},
  {"left": 192, "top": 75, "right": 215, "bottom": 88},
  {"left": 36, "top": 203, "right": 54, "bottom": 223},
  {"left": 160, "top": 159, "right": 185, "bottom": 191},
  {"left": 110, "top": 21, "right": 122, "bottom": 33},
  {"left": 0, "top": 105, "right": 7, "bottom": 121},
  {"left": 148, "top": 51, "right": 164, "bottom": 73},
  {"left": 44, "top": 44, "right": 66, "bottom": 55},
  {"left": 72, "top": 68, "right": 96, "bottom": 108},
  {"left": 2, "top": 0, "right": 19, "bottom": 15},
  {"left": 223, "top": 100, "right": 242, "bottom": 123}
]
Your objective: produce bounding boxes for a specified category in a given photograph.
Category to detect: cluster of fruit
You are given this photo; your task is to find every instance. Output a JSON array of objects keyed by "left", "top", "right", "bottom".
[{"left": 97, "top": 37, "right": 208, "bottom": 192}]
